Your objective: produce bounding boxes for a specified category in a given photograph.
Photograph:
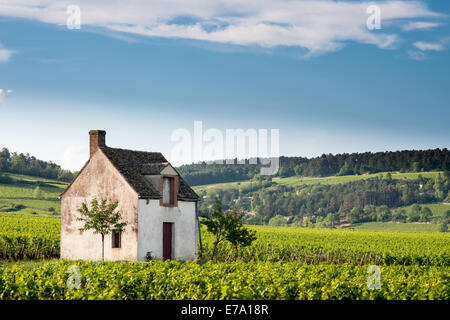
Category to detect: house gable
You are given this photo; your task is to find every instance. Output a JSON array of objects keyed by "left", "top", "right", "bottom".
[
  {"left": 161, "top": 164, "right": 177, "bottom": 176},
  {"left": 60, "top": 149, "right": 139, "bottom": 261},
  {"left": 60, "top": 149, "right": 138, "bottom": 200}
]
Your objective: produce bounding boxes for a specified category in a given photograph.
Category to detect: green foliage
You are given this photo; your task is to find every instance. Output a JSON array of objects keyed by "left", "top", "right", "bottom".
[
  {"left": 420, "top": 207, "right": 433, "bottom": 223},
  {"left": 0, "top": 180, "right": 64, "bottom": 199},
  {"left": 0, "top": 148, "right": 75, "bottom": 182},
  {"left": 196, "top": 171, "right": 448, "bottom": 226},
  {"left": 438, "top": 222, "right": 448, "bottom": 233},
  {"left": 436, "top": 210, "right": 450, "bottom": 233},
  {"left": 1, "top": 214, "right": 449, "bottom": 300},
  {"left": 434, "top": 173, "right": 447, "bottom": 200},
  {"left": 351, "top": 222, "right": 439, "bottom": 232},
  {"left": 0, "top": 174, "right": 62, "bottom": 216},
  {"left": 376, "top": 206, "right": 391, "bottom": 222},
  {"left": 202, "top": 199, "right": 256, "bottom": 261},
  {"left": 392, "top": 209, "right": 407, "bottom": 223},
  {"left": 337, "top": 160, "right": 354, "bottom": 176},
  {"left": 180, "top": 149, "right": 450, "bottom": 186},
  {"left": 0, "top": 213, "right": 59, "bottom": 260},
  {"left": 268, "top": 215, "right": 288, "bottom": 226},
  {"left": 0, "top": 260, "right": 448, "bottom": 300},
  {"left": 407, "top": 204, "right": 422, "bottom": 222},
  {"left": 200, "top": 225, "right": 449, "bottom": 266},
  {"left": 0, "top": 174, "right": 13, "bottom": 184},
  {"left": 77, "top": 199, "right": 127, "bottom": 261},
  {"left": 347, "top": 208, "right": 361, "bottom": 224}
]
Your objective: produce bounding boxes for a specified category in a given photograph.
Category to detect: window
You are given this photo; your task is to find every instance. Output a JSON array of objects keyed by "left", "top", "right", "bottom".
[
  {"left": 162, "top": 177, "right": 172, "bottom": 204},
  {"left": 112, "top": 231, "right": 121, "bottom": 248},
  {"left": 161, "top": 176, "right": 178, "bottom": 207}
]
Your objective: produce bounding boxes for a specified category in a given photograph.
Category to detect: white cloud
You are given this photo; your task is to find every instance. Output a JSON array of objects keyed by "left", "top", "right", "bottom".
[
  {"left": 403, "top": 21, "right": 441, "bottom": 31},
  {"left": 413, "top": 41, "right": 444, "bottom": 51},
  {"left": 408, "top": 39, "right": 447, "bottom": 60},
  {"left": 407, "top": 50, "right": 426, "bottom": 61},
  {"left": 0, "top": 43, "right": 15, "bottom": 63},
  {"left": 0, "top": 0, "right": 444, "bottom": 55}
]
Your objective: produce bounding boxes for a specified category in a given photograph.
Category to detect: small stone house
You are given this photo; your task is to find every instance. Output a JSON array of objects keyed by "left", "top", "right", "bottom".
[{"left": 60, "top": 130, "right": 199, "bottom": 261}]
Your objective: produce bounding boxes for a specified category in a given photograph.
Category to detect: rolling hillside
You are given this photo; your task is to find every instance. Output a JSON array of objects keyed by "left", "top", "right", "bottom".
[
  {"left": 193, "top": 171, "right": 443, "bottom": 193},
  {"left": 0, "top": 173, "right": 67, "bottom": 217},
  {"left": 0, "top": 168, "right": 448, "bottom": 232}
]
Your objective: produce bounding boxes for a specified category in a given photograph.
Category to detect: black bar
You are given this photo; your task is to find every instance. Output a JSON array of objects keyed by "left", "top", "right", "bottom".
[{"left": 1, "top": 300, "right": 448, "bottom": 319}]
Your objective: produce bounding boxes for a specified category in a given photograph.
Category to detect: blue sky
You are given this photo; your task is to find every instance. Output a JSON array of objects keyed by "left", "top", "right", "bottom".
[{"left": 0, "top": 0, "right": 449, "bottom": 171}]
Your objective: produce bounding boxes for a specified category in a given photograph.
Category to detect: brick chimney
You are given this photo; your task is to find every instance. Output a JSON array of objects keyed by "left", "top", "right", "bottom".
[{"left": 89, "top": 130, "right": 106, "bottom": 158}]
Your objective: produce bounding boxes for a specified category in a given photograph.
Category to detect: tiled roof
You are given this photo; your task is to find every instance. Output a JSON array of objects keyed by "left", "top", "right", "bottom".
[{"left": 100, "top": 147, "right": 199, "bottom": 201}]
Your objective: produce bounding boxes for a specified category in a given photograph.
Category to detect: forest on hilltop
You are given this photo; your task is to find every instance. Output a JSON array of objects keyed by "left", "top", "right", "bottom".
[
  {"left": 0, "top": 147, "right": 75, "bottom": 182},
  {"left": 178, "top": 148, "right": 449, "bottom": 186}
]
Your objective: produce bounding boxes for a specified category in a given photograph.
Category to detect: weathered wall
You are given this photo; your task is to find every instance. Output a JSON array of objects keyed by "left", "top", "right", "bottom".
[
  {"left": 61, "top": 150, "right": 139, "bottom": 261},
  {"left": 137, "top": 199, "right": 197, "bottom": 261}
]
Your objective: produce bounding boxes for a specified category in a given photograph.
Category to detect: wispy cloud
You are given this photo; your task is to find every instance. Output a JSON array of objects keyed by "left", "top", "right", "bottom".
[
  {"left": 0, "top": 43, "right": 15, "bottom": 63},
  {"left": 407, "top": 50, "right": 427, "bottom": 61},
  {"left": 402, "top": 21, "right": 442, "bottom": 31},
  {"left": 413, "top": 41, "right": 445, "bottom": 51},
  {"left": 0, "top": 89, "right": 13, "bottom": 104},
  {"left": 408, "top": 38, "right": 447, "bottom": 60},
  {"left": 0, "top": 0, "right": 445, "bottom": 56}
]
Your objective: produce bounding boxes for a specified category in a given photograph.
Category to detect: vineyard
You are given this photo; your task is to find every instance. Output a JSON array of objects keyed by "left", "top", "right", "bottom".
[
  {"left": 0, "top": 213, "right": 60, "bottom": 260},
  {"left": 1, "top": 215, "right": 449, "bottom": 266},
  {"left": 201, "top": 226, "right": 450, "bottom": 266},
  {"left": 0, "top": 214, "right": 449, "bottom": 300},
  {"left": 0, "top": 260, "right": 448, "bottom": 300}
]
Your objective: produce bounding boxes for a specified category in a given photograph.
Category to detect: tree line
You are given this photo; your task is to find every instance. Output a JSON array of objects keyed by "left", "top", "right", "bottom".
[
  {"left": 0, "top": 147, "right": 75, "bottom": 182},
  {"left": 179, "top": 149, "right": 450, "bottom": 186}
]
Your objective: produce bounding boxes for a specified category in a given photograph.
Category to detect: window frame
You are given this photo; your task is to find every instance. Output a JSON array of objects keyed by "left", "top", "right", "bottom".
[
  {"left": 112, "top": 231, "right": 121, "bottom": 249},
  {"left": 160, "top": 175, "right": 178, "bottom": 207}
]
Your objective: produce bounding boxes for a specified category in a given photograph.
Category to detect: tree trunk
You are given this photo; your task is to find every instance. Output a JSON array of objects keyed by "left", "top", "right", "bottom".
[
  {"left": 212, "top": 241, "right": 219, "bottom": 262},
  {"left": 101, "top": 234, "right": 105, "bottom": 262}
]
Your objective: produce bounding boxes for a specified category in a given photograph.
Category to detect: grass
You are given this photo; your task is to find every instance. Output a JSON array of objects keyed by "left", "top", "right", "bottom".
[
  {"left": 3, "top": 172, "right": 68, "bottom": 186},
  {"left": 0, "top": 183, "right": 63, "bottom": 199},
  {"left": 348, "top": 222, "right": 440, "bottom": 232},
  {"left": 0, "top": 198, "right": 61, "bottom": 212},
  {"left": 273, "top": 171, "right": 443, "bottom": 187},
  {"left": 0, "top": 173, "right": 67, "bottom": 216}
]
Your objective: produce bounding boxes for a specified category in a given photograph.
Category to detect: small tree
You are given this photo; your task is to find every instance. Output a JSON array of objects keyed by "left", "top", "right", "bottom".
[
  {"left": 202, "top": 198, "right": 256, "bottom": 262},
  {"left": 376, "top": 206, "right": 391, "bottom": 222},
  {"left": 407, "top": 204, "right": 421, "bottom": 222},
  {"left": 419, "top": 207, "right": 433, "bottom": 223},
  {"left": 347, "top": 208, "right": 362, "bottom": 224},
  {"left": 438, "top": 210, "right": 450, "bottom": 233},
  {"left": 268, "top": 215, "right": 288, "bottom": 226},
  {"left": 77, "top": 198, "right": 127, "bottom": 262}
]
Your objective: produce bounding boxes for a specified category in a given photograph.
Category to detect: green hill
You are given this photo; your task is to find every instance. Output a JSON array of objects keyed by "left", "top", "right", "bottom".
[
  {"left": 194, "top": 170, "right": 449, "bottom": 231},
  {"left": 193, "top": 171, "right": 443, "bottom": 193},
  {"left": 0, "top": 173, "right": 67, "bottom": 217}
]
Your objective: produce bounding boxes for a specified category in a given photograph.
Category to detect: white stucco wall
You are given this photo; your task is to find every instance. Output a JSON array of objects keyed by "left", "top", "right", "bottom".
[
  {"left": 60, "top": 150, "right": 139, "bottom": 262},
  {"left": 137, "top": 199, "right": 198, "bottom": 261}
]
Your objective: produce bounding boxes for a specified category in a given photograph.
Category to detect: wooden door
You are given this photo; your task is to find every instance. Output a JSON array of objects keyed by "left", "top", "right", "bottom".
[{"left": 163, "top": 223, "right": 172, "bottom": 260}]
